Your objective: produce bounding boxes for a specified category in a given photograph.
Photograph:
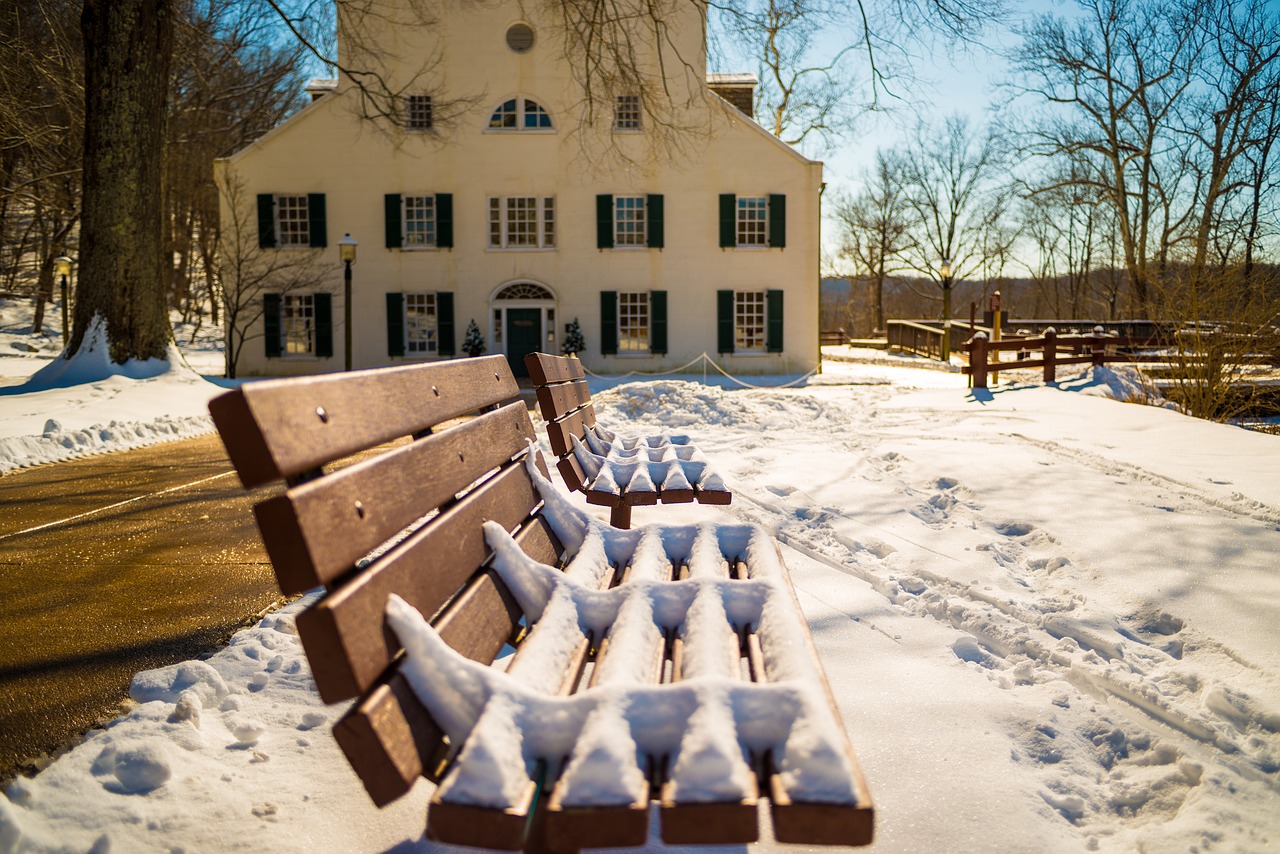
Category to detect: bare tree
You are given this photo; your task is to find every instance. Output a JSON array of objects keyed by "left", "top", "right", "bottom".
[
  {"left": 214, "top": 177, "right": 331, "bottom": 378},
  {"left": 832, "top": 149, "right": 913, "bottom": 331},
  {"left": 1009, "top": 0, "right": 1202, "bottom": 312},
  {"left": 709, "top": 0, "right": 1008, "bottom": 148}
]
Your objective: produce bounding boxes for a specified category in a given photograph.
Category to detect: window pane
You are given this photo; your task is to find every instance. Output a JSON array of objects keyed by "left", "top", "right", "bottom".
[
  {"left": 614, "top": 196, "right": 646, "bottom": 246},
  {"left": 489, "top": 197, "right": 502, "bottom": 247},
  {"left": 276, "top": 195, "right": 310, "bottom": 247},
  {"left": 490, "top": 99, "right": 518, "bottom": 128},
  {"left": 406, "top": 95, "right": 432, "bottom": 130},
  {"left": 524, "top": 99, "right": 552, "bottom": 128},
  {"left": 736, "top": 196, "right": 767, "bottom": 246},
  {"left": 735, "top": 291, "right": 766, "bottom": 351},
  {"left": 507, "top": 197, "right": 538, "bottom": 246},
  {"left": 614, "top": 94, "right": 641, "bottom": 130},
  {"left": 283, "top": 294, "right": 315, "bottom": 354},
  {"left": 618, "top": 292, "right": 649, "bottom": 352},
  {"left": 404, "top": 292, "right": 438, "bottom": 354},
  {"left": 403, "top": 196, "right": 436, "bottom": 246},
  {"left": 542, "top": 197, "right": 555, "bottom": 247}
]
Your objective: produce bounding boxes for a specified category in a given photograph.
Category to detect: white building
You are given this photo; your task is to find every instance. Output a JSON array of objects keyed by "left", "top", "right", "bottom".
[{"left": 216, "top": 0, "right": 823, "bottom": 378}]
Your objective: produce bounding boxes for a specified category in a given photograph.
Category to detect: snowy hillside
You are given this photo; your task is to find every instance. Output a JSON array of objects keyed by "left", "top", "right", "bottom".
[{"left": 2, "top": 351, "right": 1277, "bottom": 853}]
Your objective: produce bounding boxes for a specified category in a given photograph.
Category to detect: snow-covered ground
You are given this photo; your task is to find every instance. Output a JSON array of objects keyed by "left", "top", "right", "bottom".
[
  {"left": 0, "top": 299, "right": 227, "bottom": 474},
  {"left": 2, "top": 296, "right": 1279, "bottom": 852}
]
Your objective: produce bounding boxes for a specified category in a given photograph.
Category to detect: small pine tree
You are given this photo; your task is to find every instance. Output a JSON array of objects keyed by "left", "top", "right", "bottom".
[
  {"left": 562, "top": 318, "right": 586, "bottom": 356},
  {"left": 462, "top": 319, "right": 486, "bottom": 357}
]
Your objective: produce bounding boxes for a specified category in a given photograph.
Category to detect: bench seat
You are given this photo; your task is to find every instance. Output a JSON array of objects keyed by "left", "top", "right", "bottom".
[
  {"left": 209, "top": 355, "right": 872, "bottom": 851},
  {"left": 525, "top": 353, "right": 732, "bottom": 528}
]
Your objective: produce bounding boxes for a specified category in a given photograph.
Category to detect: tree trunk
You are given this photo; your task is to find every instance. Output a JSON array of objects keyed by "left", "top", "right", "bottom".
[{"left": 72, "top": 0, "right": 173, "bottom": 363}]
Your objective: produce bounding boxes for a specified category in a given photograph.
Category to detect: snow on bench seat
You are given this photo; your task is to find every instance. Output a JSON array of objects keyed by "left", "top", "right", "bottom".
[{"left": 390, "top": 454, "right": 872, "bottom": 849}]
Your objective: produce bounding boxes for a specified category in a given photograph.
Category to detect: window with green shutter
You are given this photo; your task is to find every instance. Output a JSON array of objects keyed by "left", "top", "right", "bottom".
[
  {"left": 647, "top": 194, "right": 664, "bottom": 249},
  {"left": 436, "top": 194, "right": 453, "bottom": 248},
  {"left": 384, "top": 195, "right": 402, "bottom": 249},
  {"left": 597, "top": 195, "right": 614, "bottom": 249},
  {"left": 314, "top": 293, "right": 333, "bottom": 357},
  {"left": 650, "top": 290, "right": 668, "bottom": 354},
  {"left": 719, "top": 194, "right": 736, "bottom": 248},
  {"left": 766, "top": 289, "right": 784, "bottom": 352},
  {"left": 436, "top": 292, "right": 456, "bottom": 355},
  {"left": 263, "top": 293, "right": 282, "bottom": 357},
  {"left": 717, "top": 290, "right": 734, "bottom": 353},
  {"left": 257, "top": 195, "right": 276, "bottom": 249},
  {"left": 768, "top": 194, "right": 786, "bottom": 248},
  {"left": 307, "top": 194, "right": 327, "bottom": 248},
  {"left": 600, "top": 291, "right": 618, "bottom": 354},
  {"left": 386, "top": 292, "right": 405, "bottom": 356}
]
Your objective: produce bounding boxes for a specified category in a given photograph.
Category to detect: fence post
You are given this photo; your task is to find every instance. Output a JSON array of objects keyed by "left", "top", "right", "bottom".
[
  {"left": 1092, "top": 325, "right": 1106, "bottom": 368},
  {"left": 970, "top": 333, "right": 989, "bottom": 389},
  {"left": 1043, "top": 327, "right": 1057, "bottom": 384}
]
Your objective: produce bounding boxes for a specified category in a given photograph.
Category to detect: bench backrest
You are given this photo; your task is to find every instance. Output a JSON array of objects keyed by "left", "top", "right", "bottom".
[
  {"left": 524, "top": 352, "right": 596, "bottom": 492},
  {"left": 209, "top": 355, "right": 563, "bottom": 807}
]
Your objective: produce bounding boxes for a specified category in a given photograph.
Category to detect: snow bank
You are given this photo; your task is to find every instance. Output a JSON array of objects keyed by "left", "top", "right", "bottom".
[{"left": 0, "top": 315, "right": 227, "bottom": 473}]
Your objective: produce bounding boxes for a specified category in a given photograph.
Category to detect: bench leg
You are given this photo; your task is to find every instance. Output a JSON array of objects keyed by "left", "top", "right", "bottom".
[{"left": 610, "top": 501, "right": 632, "bottom": 529}]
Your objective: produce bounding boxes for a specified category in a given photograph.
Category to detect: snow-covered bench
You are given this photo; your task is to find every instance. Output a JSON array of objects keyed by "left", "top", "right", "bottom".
[
  {"left": 208, "top": 355, "right": 873, "bottom": 851},
  {"left": 524, "top": 352, "right": 731, "bottom": 529}
]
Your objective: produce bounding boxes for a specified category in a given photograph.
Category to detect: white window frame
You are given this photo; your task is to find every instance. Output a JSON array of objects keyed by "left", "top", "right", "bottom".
[
  {"left": 487, "top": 97, "right": 554, "bottom": 132},
  {"left": 618, "top": 291, "right": 650, "bottom": 354},
  {"left": 614, "top": 94, "right": 642, "bottom": 131},
  {"left": 405, "top": 94, "right": 433, "bottom": 131},
  {"left": 488, "top": 196, "right": 556, "bottom": 249},
  {"left": 734, "top": 290, "right": 767, "bottom": 353},
  {"left": 736, "top": 196, "right": 768, "bottom": 247},
  {"left": 402, "top": 195, "right": 437, "bottom": 248},
  {"left": 614, "top": 196, "right": 646, "bottom": 247},
  {"left": 275, "top": 195, "right": 310, "bottom": 248},
  {"left": 404, "top": 292, "right": 439, "bottom": 356},
  {"left": 282, "top": 294, "right": 316, "bottom": 356}
]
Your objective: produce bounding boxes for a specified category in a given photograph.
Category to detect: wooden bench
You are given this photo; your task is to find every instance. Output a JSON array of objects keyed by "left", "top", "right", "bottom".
[
  {"left": 524, "top": 352, "right": 732, "bottom": 529},
  {"left": 209, "top": 355, "right": 873, "bottom": 851}
]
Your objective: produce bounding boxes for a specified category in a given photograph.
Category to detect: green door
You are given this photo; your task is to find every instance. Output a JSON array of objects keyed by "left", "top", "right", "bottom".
[{"left": 505, "top": 308, "right": 542, "bottom": 378}]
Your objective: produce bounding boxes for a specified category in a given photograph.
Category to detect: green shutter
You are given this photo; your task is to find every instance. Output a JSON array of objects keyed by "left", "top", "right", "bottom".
[
  {"left": 766, "top": 289, "right": 784, "bottom": 352},
  {"left": 647, "top": 194, "right": 664, "bottom": 249},
  {"left": 314, "top": 293, "right": 333, "bottom": 357},
  {"left": 436, "top": 193, "right": 453, "bottom": 248},
  {"left": 597, "top": 194, "right": 614, "bottom": 249},
  {"left": 257, "top": 195, "right": 276, "bottom": 249},
  {"left": 436, "top": 292, "right": 455, "bottom": 355},
  {"left": 716, "top": 193, "right": 737, "bottom": 247},
  {"left": 386, "top": 292, "right": 404, "bottom": 357},
  {"left": 308, "top": 193, "right": 327, "bottom": 248},
  {"left": 768, "top": 193, "right": 786, "bottom": 248},
  {"left": 385, "top": 194, "right": 402, "bottom": 249},
  {"left": 263, "top": 293, "right": 282, "bottom": 357},
  {"left": 717, "top": 289, "right": 734, "bottom": 353},
  {"left": 600, "top": 291, "right": 618, "bottom": 355},
  {"left": 650, "top": 290, "right": 667, "bottom": 354}
]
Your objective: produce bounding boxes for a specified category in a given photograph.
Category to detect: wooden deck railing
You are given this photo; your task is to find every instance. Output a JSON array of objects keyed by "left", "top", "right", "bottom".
[{"left": 886, "top": 320, "right": 963, "bottom": 359}]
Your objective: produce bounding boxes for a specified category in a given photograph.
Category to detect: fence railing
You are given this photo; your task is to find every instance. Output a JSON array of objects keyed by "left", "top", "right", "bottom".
[
  {"left": 962, "top": 327, "right": 1165, "bottom": 389},
  {"left": 886, "top": 320, "right": 963, "bottom": 359},
  {"left": 819, "top": 328, "right": 849, "bottom": 346}
]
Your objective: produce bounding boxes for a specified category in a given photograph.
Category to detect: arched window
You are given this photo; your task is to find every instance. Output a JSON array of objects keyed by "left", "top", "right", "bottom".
[
  {"left": 489, "top": 97, "right": 553, "bottom": 130},
  {"left": 495, "top": 282, "right": 554, "bottom": 301}
]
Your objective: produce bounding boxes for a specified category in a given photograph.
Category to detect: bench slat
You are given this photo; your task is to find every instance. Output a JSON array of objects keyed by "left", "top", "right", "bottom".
[
  {"left": 210, "top": 355, "right": 520, "bottom": 488},
  {"left": 525, "top": 352, "right": 585, "bottom": 386},
  {"left": 534, "top": 380, "right": 592, "bottom": 422},
  {"left": 542, "top": 407, "right": 597, "bottom": 458},
  {"left": 333, "top": 671, "right": 444, "bottom": 807},
  {"left": 252, "top": 402, "right": 536, "bottom": 593},
  {"left": 297, "top": 459, "right": 546, "bottom": 703}
]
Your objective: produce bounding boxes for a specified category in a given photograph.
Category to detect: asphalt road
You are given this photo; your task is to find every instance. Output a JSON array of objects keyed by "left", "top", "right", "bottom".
[{"left": 0, "top": 434, "right": 279, "bottom": 784}]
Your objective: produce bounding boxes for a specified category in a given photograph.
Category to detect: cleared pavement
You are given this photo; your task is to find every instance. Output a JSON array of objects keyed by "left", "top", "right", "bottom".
[{"left": 0, "top": 434, "right": 278, "bottom": 783}]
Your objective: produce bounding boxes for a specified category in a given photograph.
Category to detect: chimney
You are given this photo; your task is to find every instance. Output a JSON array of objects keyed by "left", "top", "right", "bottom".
[
  {"left": 706, "top": 73, "right": 757, "bottom": 118},
  {"left": 305, "top": 78, "right": 338, "bottom": 102}
]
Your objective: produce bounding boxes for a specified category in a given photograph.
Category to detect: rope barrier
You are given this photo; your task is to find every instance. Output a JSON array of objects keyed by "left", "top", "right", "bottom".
[{"left": 577, "top": 351, "right": 818, "bottom": 390}]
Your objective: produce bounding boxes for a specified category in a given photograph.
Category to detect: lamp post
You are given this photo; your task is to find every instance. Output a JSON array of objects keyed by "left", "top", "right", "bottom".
[
  {"left": 53, "top": 255, "right": 73, "bottom": 339},
  {"left": 940, "top": 258, "right": 954, "bottom": 361},
  {"left": 338, "top": 233, "right": 358, "bottom": 371}
]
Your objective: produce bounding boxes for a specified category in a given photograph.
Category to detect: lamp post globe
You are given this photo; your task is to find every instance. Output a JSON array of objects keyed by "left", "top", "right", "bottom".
[
  {"left": 940, "top": 259, "right": 954, "bottom": 361},
  {"left": 53, "top": 256, "right": 73, "bottom": 339},
  {"left": 338, "top": 234, "right": 358, "bottom": 370}
]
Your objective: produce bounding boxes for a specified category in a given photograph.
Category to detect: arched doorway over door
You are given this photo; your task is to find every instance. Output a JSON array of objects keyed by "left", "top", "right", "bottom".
[{"left": 490, "top": 281, "right": 557, "bottom": 378}]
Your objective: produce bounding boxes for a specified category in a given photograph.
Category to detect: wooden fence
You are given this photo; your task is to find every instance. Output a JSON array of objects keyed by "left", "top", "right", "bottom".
[
  {"left": 886, "top": 320, "right": 960, "bottom": 359},
  {"left": 962, "top": 327, "right": 1159, "bottom": 389}
]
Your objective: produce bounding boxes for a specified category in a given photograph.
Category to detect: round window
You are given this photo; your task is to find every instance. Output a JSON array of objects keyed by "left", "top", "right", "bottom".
[{"left": 506, "top": 23, "right": 535, "bottom": 53}]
